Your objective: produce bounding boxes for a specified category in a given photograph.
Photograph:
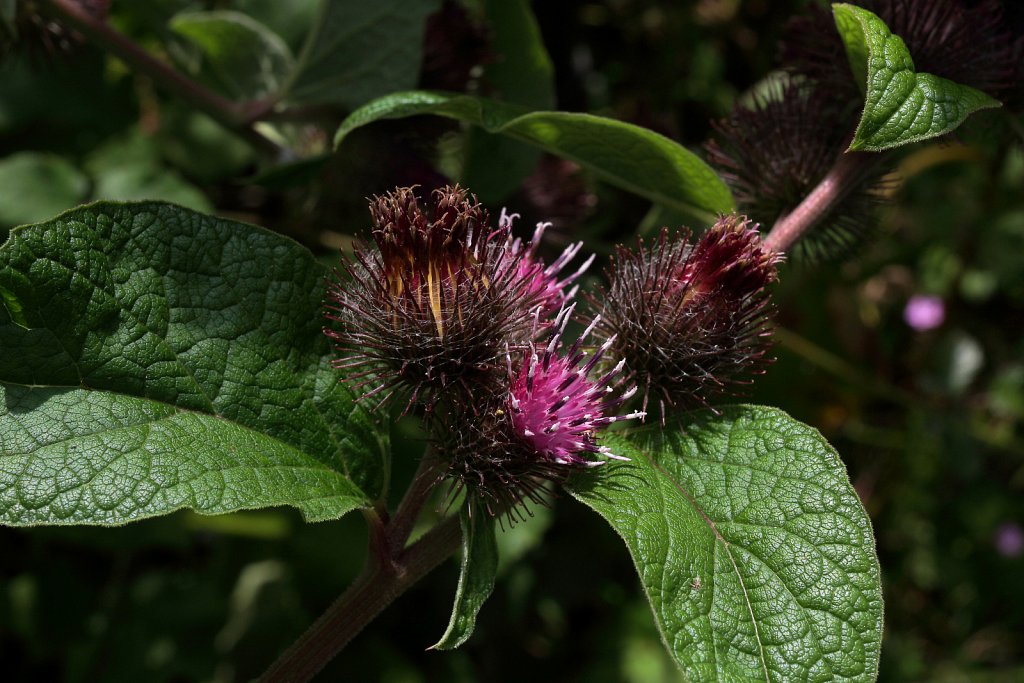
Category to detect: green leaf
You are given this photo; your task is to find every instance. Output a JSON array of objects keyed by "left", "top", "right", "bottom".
[
  {"left": 431, "top": 501, "right": 498, "bottom": 650},
  {"left": 170, "top": 10, "right": 295, "bottom": 101},
  {"left": 0, "top": 385, "right": 368, "bottom": 525},
  {"left": 477, "top": 0, "right": 554, "bottom": 109},
  {"left": 232, "top": 0, "right": 321, "bottom": 51},
  {"left": 335, "top": 92, "right": 734, "bottom": 221},
  {"left": 283, "top": 0, "right": 440, "bottom": 109},
  {"left": 156, "top": 107, "right": 256, "bottom": 183},
  {"left": 568, "top": 406, "right": 883, "bottom": 682},
  {"left": 833, "top": 3, "right": 1001, "bottom": 152},
  {"left": 460, "top": 0, "right": 555, "bottom": 201},
  {"left": 85, "top": 129, "right": 213, "bottom": 212},
  {"left": 0, "top": 201, "right": 386, "bottom": 526},
  {"left": 0, "top": 152, "right": 90, "bottom": 230}
]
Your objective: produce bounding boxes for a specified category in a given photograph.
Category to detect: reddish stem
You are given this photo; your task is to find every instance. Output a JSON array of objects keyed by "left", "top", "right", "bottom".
[
  {"left": 764, "top": 151, "right": 879, "bottom": 254},
  {"left": 40, "top": 0, "right": 282, "bottom": 155}
]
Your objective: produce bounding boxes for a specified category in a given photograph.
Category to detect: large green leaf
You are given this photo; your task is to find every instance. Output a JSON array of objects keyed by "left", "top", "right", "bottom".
[
  {"left": 0, "top": 202, "right": 386, "bottom": 525},
  {"left": 335, "top": 92, "right": 734, "bottom": 221},
  {"left": 0, "top": 385, "right": 368, "bottom": 525},
  {"left": 833, "top": 3, "right": 1001, "bottom": 152},
  {"left": 170, "top": 10, "right": 295, "bottom": 102},
  {"left": 569, "top": 406, "right": 882, "bottom": 682},
  {"left": 431, "top": 501, "right": 498, "bottom": 650},
  {"left": 283, "top": 0, "right": 439, "bottom": 109}
]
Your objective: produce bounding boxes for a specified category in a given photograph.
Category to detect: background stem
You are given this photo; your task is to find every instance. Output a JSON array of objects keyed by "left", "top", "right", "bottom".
[{"left": 39, "top": 0, "right": 284, "bottom": 157}]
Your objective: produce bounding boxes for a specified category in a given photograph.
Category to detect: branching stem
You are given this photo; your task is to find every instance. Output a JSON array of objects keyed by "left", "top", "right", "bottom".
[
  {"left": 258, "top": 513, "right": 462, "bottom": 683},
  {"left": 258, "top": 448, "right": 453, "bottom": 683}
]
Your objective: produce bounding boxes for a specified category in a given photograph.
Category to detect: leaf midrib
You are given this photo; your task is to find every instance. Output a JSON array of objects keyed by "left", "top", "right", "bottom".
[{"left": 645, "top": 452, "right": 772, "bottom": 683}]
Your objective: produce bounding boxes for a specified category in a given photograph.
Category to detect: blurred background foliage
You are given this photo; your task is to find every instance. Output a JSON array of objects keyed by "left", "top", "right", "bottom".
[{"left": 1, "top": 0, "right": 1023, "bottom": 681}]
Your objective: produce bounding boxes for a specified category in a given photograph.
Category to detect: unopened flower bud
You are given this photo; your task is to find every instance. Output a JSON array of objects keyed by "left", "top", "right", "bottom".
[{"left": 589, "top": 215, "right": 780, "bottom": 421}]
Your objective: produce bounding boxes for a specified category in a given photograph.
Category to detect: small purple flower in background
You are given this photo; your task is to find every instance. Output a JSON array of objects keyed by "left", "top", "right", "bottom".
[
  {"left": 903, "top": 294, "right": 945, "bottom": 331},
  {"left": 995, "top": 522, "right": 1024, "bottom": 558}
]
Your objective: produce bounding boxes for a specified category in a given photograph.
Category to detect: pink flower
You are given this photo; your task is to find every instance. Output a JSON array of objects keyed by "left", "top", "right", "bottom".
[
  {"left": 995, "top": 522, "right": 1024, "bottom": 558},
  {"left": 508, "top": 305, "right": 643, "bottom": 466},
  {"left": 500, "top": 210, "right": 594, "bottom": 318},
  {"left": 903, "top": 295, "right": 945, "bottom": 331},
  {"left": 439, "top": 304, "right": 643, "bottom": 519}
]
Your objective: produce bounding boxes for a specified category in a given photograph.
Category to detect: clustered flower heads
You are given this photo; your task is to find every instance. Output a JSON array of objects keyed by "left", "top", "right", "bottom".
[
  {"left": 325, "top": 187, "right": 779, "bottom": 515},
  {"left": 588, "top": 215, "right": 780, "bottom": 423}
]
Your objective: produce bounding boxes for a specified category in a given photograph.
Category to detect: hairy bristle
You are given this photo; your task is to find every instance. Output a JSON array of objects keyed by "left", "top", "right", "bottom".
[
  {"left": 434, "top": 305, "right": 641, "bottom": 521},
  {"left": 324, "top": 185, "right": 593, "bottom": 413}
]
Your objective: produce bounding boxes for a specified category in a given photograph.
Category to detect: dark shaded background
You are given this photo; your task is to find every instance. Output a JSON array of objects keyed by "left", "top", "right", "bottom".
[{"left": 2, "top": 1, "right": 1023, "bottom": 681}]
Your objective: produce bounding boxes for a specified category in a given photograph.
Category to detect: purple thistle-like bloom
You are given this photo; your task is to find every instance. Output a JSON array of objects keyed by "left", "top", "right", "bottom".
[
  {"left": 324, "top": 185, "right": 590, "bottom": 411},
  {"left": 440, "top": 304, "right": 643, "bottom": 519},
  {"left": 508, "top": 305, "right": 643, "bottom": 466},
  {"left": 500, "top": 210, "right": 595, "bottom": 318}
]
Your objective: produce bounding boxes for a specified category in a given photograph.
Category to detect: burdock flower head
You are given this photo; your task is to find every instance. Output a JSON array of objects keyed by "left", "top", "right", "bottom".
[
  {"left": 442, "top": 304, "right": 643, "bottom": 519},
  {"left": 324, "top": 185, "right": 588, "bottom": 410},
  {"left": 500, "top": 211, "right": 594, "bottom": 318},
  {"left": 589, "top": 215, "right": 780, "bottom": 421}
]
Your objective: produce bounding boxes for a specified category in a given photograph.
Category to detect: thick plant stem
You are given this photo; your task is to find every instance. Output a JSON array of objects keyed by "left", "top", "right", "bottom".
[
  {"left": 764, "top": 151, "right": 879, "bottom": 253},
  {"left": 39, "top": 0, "right": 282, "bottom": 155},
  {"left": 385, "top": 450, "right": 443, "bottom": 551},
  {"left": 259, "top": 513, "right": 462, "bottom": 683}
]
